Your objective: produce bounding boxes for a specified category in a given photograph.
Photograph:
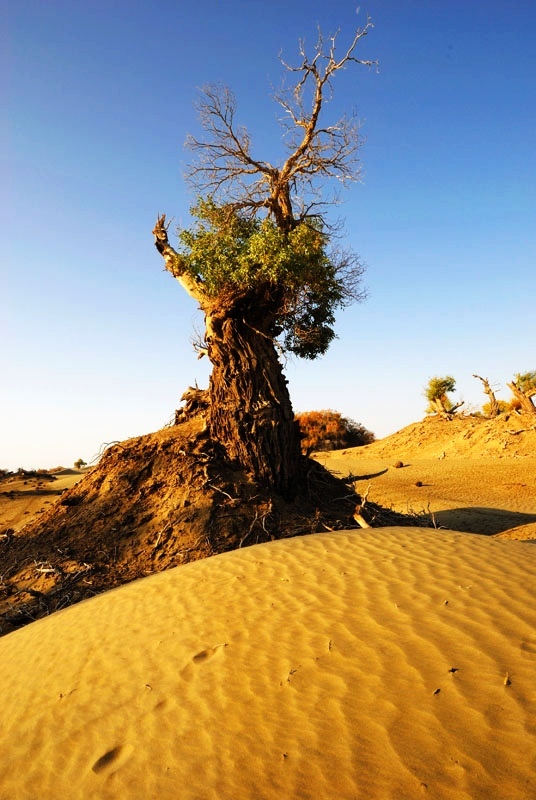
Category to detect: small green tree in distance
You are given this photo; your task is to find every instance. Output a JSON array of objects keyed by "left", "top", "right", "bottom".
[
  {"left": 74, "top": 458, "right": 87, "bottom": 470},
  {"left": 424, "top": 376, "right": 463, "bottom": 418}
]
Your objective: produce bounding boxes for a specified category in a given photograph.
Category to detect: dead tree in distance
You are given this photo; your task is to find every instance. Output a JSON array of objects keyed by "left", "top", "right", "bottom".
[
  {"left": 153, "top": 19, "right": 375, "bottom": 498},
  {"left": 472, "top": 374, "right": 500, "bottom": 417},
  {"left": 507, "top": 372, "right": 536, "bottom": 415}
]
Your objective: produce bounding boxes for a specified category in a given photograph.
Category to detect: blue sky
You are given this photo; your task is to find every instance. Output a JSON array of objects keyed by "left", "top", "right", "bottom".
[{"left": 3, "top": 0, "right": 535, "bottom": 469}]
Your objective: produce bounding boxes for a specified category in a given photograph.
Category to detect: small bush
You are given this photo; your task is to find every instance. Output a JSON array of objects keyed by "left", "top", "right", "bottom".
[
  {"left": 424, "top": 375, "right": 456, "bottom": 414},
  {"left": 515, "top": 371, "right": 536, "bottom": 394},
  {"left": 296, "top": 410, "right": 375, "bottom": 455},
  {"left": 482, "top": 400, "right": 511, "bottom": 417}
]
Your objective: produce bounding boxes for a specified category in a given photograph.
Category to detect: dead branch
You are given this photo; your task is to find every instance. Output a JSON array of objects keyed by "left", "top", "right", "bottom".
[
  {"left": 507, "top": 381, "right": 536, "bottom": 414},
  {"left": 184, "top": 18, "right": 376, "bottom": 232},
  {"left": 506, "top": 425, "right": 536, "bottom": 435},
  {"left": 473, "top": 374, "right": 500, "bottom": 417},
  {"left": 153, "top": 214, "right": 207, "bottom": 303},
  {"left": 353, "top": 483, "right": 372, "bottom": 528}
]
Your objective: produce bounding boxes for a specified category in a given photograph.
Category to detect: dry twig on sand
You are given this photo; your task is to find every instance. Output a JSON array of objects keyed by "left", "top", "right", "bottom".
[{"left": 353, "top": 484, "right": 372, "bottom": 528}]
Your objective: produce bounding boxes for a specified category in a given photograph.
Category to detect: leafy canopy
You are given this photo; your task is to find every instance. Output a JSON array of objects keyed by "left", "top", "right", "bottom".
[
  {"left": 424, "top": 375, "right": 457, "bottom": 414},
  {"left": 424, "top": 375, "right": 456, "bottom": 403},
  {"left": 514, "top": 371, "right": 536, "bottom": 394},
  {"left": 177, "top": 199, "right": 363, "bottom": 359}
]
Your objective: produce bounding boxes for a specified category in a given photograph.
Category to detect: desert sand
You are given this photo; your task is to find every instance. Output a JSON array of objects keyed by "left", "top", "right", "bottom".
[
  {"left": 316, "top": 414, "right": 536, "bottom": 540},
  {"left": 1, "top": 527, "right": 535, "bottom": 800},
  {"left": 0, "top": 469, "right": 86, "bottom": 533},
  {"left": 1, "top": 414, "right": 535, "bottom": 798}
]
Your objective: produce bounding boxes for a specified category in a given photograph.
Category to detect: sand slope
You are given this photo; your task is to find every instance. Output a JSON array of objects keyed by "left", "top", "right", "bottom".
[
  {"left": 315, "top": 416, "right": 536, "bottom": 538},
  {"left": 0, "top": 470, "right": 85, "bottom": 532},
  {"left": 1, "top": 528, "right": 535, "bottom": 800}
]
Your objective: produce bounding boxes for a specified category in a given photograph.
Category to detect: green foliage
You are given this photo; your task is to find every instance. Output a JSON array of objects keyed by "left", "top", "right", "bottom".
[
  {"left": 74, "top": 458, "right": 87, "bottom": 470},
  {"left": 424, "top": 376, "right": 456, "bottom": 403},
  {"left": 514, "top": 371, "right": 536, "bottom": 394},
  {"left": 296, "top": 410, "right": 375, "bottom": 454},
  {"left": 177, "top": 200, "right": 356, "bottom": 359},
  {"left": 424, "top": 375, "right": 456, "bottom": 413}
]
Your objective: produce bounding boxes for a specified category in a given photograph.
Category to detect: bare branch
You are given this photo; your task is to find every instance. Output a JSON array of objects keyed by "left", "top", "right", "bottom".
[
  {"left": 152, "top": 214, "right": 206, "bottom": 303},
  {"left": 184, "top": 18, "right": 376, "bottom": 232},
  {"left": 276, "top": 18, "right": 376, "bottom": 179},
  {"left": 185, "top": 85, "right": 274, "bottom": 207}
]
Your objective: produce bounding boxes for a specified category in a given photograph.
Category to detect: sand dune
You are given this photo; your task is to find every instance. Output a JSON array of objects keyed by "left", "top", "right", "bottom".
[{"left": 2, "top": 527, "right": 535, "bottom": 800}]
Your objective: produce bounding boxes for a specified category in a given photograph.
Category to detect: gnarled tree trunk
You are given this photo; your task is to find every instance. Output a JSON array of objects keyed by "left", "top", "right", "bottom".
[
  {"left": 205, "top": 286, "right": 301, "bottom": 499},
  {"left": 431, "top": 397, "right": 464, "bottom": 419},
  {"left": 473, "top": 374, "right": 500, "bottom": 417},
  {"left": 153, "top": 215, "right": 302, "bottom": 498},
  {"left": 507, "top": 381, "right": 536, "bottom": 415}
]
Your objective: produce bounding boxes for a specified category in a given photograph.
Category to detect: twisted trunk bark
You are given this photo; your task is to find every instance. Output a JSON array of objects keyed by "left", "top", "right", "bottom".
[
  {"left": 153, "top": 216, "right": 302, "bottom": 498},
  {"left": 473, "top": 374, "right": 500, "bottom": 417},
  {"left": 507, "top": 382, "right": 536, "bottom": 415},
  {"left": 205, "top": 287, "right": 301, "bottom": 499}
]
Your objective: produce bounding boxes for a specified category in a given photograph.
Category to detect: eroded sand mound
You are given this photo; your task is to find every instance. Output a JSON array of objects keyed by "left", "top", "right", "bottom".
[
  {"left": 1, "top": 528, "right": 534, "bottom": 800},
  {"left": 357, "top": 413, "right": 536, "bottom": 460},
  {"left": 1, "top": 419, "right": 414, "bottom": 635}
]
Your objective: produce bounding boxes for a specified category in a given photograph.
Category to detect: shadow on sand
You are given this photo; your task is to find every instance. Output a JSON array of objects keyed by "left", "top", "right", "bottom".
[
  {"left": 430, "top": 507, "right": 536, "bottom": 536},
  {"left": 343, "top": 468, "right": 389, "bottom": 482}
]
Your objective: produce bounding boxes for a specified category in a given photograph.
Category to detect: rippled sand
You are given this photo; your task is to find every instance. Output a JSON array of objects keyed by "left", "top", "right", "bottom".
[{"left": 1, "top": 528, "right": 535, "bottom": 799}]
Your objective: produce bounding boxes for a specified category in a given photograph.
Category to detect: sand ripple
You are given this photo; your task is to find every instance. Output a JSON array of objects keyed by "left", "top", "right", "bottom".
[{"left": 1, "top": 528, "right": 535, "bottom": 799}]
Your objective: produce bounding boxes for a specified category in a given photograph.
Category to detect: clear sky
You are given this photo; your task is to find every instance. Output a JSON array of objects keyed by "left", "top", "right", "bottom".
[{"left": 3, "top": 0, "right": 535, "bottom": 470}]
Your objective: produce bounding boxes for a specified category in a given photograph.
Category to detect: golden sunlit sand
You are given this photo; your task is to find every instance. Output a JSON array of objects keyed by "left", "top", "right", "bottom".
[{"left": 1, "top": 527, "right": 535, "bottom": 800}]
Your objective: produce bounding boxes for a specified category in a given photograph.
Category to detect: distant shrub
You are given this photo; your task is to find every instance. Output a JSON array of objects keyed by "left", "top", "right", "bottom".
[
  {"left": 515, "top": 371, "right": 536, "bottom": 394},
  {"left": 424, "top": 375, "right": 456, "bottom": 414},
  {"left": 74, "top": 458, "right": 87, "bottom": 470},
  {"left": 482, "top": 400, "right": 511, "bottom": 416},
  {"left": 296, "top": 410, "right": 375, "bottom": 455}
]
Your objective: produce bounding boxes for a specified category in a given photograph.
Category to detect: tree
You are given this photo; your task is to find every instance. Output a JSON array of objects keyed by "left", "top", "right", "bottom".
[
  {"left": 473, "top": 374, "right": 500, "bottom": 417},
  {"left": 297, "top": 410, "right": 375, "bottom": 455},
  {"left": 74, "top": 458, "right": 87, "bottom": 470},
  {"left": 153, "top": 19, "right": 375, "bottom": 498},
  {"left": 424, "top": 375, "right": 463, "bottom": 418},
  {"left": 507, "top": 371, "right": 536, "bottom": 415}
]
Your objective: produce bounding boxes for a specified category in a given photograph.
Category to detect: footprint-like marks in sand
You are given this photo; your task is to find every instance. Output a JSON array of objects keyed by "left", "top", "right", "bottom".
[
  {"left": 520, "top": 636, "right": 536, "bottom": 656},
  {"left": 181, "top": 643, "right": 228, "bottom": 680},
  {"left": 91, "top": 743, "right": 134, "bottom": 775},
  {"left": 192, "top": 643, "right": 227, "bottom": 663}
]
